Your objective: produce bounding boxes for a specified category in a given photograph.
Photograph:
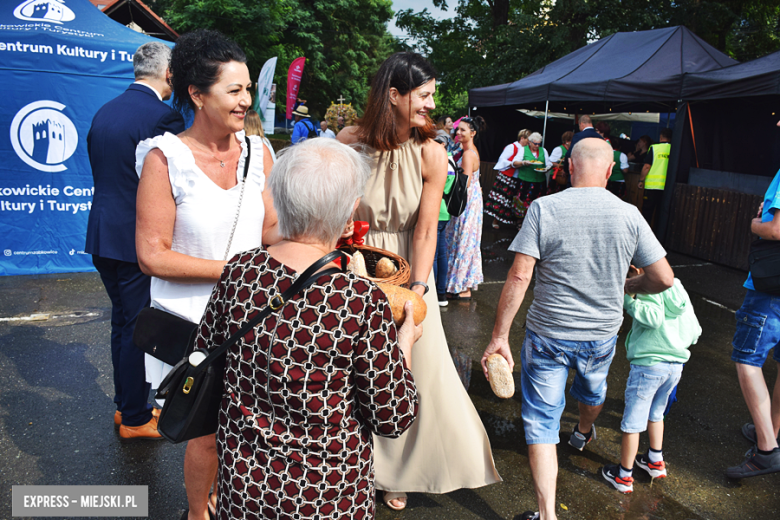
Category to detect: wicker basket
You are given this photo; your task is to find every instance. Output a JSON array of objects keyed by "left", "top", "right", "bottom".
[{"left": 339, "top": 244, "right": 410, "bottom": 286}]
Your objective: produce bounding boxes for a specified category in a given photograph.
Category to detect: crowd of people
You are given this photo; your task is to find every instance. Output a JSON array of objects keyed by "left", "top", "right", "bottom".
[{"left": 85, "top": 29, "right": 779, "bottom": 520}]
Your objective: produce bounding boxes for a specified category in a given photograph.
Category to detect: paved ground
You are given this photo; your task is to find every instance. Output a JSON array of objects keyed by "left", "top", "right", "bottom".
[{"left": 0, "top": 224, "right": 778, "bottom": 519}]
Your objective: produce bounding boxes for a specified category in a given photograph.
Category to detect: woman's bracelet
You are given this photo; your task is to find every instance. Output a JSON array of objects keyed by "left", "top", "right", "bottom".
[{"left": 409, "top": 281, "right": 429, "bottom": 295}]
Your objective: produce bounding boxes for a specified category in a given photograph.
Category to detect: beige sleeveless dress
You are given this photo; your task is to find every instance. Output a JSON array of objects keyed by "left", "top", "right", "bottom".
[{"left": 356, "top": 139, "right": 501, "bottom": 493}]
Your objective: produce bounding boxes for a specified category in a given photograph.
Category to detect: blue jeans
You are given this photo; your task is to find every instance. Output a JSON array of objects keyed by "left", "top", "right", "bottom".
[
  {"left": 520, "top": 329, "right": 617, "bottom": 444},
  {"left": 432, "top": 220, "right": 449, "bottom": 296},
  {"left": 732, "top": 289, "right": 780, "bottom": 367},
  {"left": 621, "top": 362, "right": 683, "bottom": 433}
]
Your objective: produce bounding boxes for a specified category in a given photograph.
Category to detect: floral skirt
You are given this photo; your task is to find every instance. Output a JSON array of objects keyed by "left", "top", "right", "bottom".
[
  {"left": 446, "top": 177, "right": 483, "bottom": 293},
  {"left": 512, "top": 180, "right": 545, "bottom": 222},
  {"left": 484, "top": 173, "right": 518, "bottom": 224}
]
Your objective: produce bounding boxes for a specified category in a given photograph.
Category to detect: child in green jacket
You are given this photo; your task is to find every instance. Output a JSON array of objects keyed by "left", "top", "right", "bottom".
[{"left": 602, "top": 268, "right": 702, "bottom": 493}]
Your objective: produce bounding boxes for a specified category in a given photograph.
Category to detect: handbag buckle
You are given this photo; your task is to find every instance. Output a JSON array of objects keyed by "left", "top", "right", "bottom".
[
  {"left": 183, "top": 377, "right": 194, "bottom": 394},
  {"left": 269, "top": 294, "right": 284, "bottom": 311}
]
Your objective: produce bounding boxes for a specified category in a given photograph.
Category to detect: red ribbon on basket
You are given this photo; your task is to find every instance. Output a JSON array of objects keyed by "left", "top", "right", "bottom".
[
  {"left": 337, "top": 221, "right": 368, "bottom": 247},
  {"left": 335, "top": 221, "right": 369, "bottom": 269}
]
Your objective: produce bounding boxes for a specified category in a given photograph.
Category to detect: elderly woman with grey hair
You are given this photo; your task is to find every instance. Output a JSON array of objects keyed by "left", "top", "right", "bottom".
[
  {"left": 511, "top": 131, "right": 552, "bottom": 224},
  {"left": 193, "top": 138, "right": 421, "bottom": 520}
]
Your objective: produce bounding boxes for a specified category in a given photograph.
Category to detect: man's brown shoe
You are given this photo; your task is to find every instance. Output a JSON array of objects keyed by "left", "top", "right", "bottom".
[
  {"left": 118, "top": 415, "right": 164, "bottom": 441},
  {"left": 114, "top": 408, "right": 160, "bottom": 427}
]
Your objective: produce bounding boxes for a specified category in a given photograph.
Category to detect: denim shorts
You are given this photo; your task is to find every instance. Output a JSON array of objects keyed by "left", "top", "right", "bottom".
[
  {"left": 621, "top": 362, "right": 683, "bottom": 433},
  {"left": 520, "top": 329, "right": 617, "bottom": 445},
  {"left": 732, "top": 290, "right": 780, "bottom": 367}
]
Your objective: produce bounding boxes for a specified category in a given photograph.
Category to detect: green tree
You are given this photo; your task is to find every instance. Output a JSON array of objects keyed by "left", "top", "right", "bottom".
[
  {"left": 155, "top": 0, "right": 396, "bottom": 119},
  {"left": 397, "top": 0, "right": 780, "bottom": 117}
]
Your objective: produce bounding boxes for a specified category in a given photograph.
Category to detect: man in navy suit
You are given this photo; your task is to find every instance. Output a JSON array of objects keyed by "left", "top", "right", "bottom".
[
  {"left": 563, "top": 115, "right": 603, "bottom": 180},
  {"left": 86, "top": 42, "right": 185, "bottom": 441}
]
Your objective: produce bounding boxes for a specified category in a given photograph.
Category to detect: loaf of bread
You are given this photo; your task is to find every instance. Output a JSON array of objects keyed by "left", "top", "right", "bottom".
[
  {"left": 377, "top": 282, "right": 426, "bottom": 326},
  {"left": 375, "top": 257, "right": 398, "bottom": 278},
  {"left": 486, "top": 354, "right": 515, "bottom": 399},
  {"left": 348, "top": 251, "right": 368, "bottom": 277}
]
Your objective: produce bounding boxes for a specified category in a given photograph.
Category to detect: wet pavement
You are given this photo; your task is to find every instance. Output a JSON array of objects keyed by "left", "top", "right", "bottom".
[{"left": 0, "top": 224, "right": 778, "bottom": 519}]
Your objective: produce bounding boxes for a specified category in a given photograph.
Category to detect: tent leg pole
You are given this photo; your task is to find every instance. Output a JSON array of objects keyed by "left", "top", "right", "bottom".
[{"left": 542, "top": 100, "right": 549, "bottom": 148}]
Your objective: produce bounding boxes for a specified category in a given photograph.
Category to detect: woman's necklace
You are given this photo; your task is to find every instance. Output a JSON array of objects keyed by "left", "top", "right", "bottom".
[{"left": 185, "top": 135, "right": 234, "bottom": 168}]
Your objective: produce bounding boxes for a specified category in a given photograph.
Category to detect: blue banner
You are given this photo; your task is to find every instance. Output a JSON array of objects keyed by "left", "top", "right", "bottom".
[{"left": 0, "top": 0, "right": 172, "bottom": 275}]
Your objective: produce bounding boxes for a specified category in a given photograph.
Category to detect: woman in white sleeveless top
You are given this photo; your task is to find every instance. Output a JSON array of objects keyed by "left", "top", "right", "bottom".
[{"left": 135, "top": 30, "right": 278, "bottom": 520}]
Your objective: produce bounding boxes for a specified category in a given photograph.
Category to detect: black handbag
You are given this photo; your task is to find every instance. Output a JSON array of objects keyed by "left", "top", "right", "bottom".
[
  {"left": 132, "top": 136, "right": 253, "bottom": 365},
  {"left": 444, "top": 157, "right": 469, "bottom": 217},
  {"left": 133, "top": 308, "right": 198, "bottom": 365},
  {"left": 155, "top": 250, "right": 346, "bottom": 443},
  {"left": 748, "top": 238, "right": 780, "bottom": 295}
]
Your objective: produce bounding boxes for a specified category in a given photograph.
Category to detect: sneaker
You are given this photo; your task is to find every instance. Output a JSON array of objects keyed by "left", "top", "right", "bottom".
[
  {"left": 741, "top": 423, "right": 780, "bottom": 445},
  {"left": 568, "top": 424, "right": 596, "bottom": 451},
  {"left": 726, "top": 445, "right": 780, "bottom": 478},
  {"left": 602, "top": 464, "right": 634, "bottom": 493},
  {"left": 519, "top": 512, "right": 539, "bottom": 520},
  {"left": 437, "top": 293, "right": 448, "bottom": 307},
  {"left": 635, "top": 453, "right": 667, "bottom": 478}
]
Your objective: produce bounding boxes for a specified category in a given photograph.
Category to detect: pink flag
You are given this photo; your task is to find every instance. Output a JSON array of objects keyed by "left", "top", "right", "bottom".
[{"left": 286, "top": 57, "right": 306, "bottom": 120}]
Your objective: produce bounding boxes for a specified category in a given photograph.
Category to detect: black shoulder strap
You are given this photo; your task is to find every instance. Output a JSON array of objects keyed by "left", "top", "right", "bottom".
[
  {"left": 190, "top": 250, "right": 347, "bottom": 375},
  {"left": 242, "top": 136, "right": 251, "bottom": 181}
]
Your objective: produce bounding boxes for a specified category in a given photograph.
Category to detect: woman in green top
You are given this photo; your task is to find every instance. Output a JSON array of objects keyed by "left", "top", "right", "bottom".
[
  {"left": 608, "top": 139, "right": 629, "bottom": 199},
  {"left": 512, "top": 131, "right": 551, "bottom": 224},
  {"left": 432, "top": 134, "right": 456, "bottom": 306}
]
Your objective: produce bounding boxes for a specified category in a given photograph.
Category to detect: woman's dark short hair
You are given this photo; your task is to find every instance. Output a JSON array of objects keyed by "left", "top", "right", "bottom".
[
  {"left": 358, "top": 52, "right": 437, "bottom": 151},
  {"left": 561, "top": 131, "right": 574, "bottom": 144},
  {"left": 170, "top": 29, "right": 247, "bottom": 113},
  {"left": 595, "top": 121, "right": 611, "bottom": 137}
]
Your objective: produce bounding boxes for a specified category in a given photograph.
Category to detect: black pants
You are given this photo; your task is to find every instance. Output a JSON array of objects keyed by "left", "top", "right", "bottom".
[
  {"left": 641, "top": 189, "right": 664, "bottom": 229},
  {"left": 92, "top": 255, "right": 153, "bottom": 427},
  {"left": 607, "top": 181, "right": 626, "bottom": 200}
]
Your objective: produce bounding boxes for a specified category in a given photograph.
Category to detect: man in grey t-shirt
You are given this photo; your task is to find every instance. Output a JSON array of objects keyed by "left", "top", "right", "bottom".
[{"left": 481, "top": 138, "right": 674, "bottom": 520}]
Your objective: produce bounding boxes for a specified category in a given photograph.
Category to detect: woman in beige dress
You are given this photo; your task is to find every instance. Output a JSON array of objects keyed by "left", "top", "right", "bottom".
[{"left": 338, "top": 52, "right": 501, "bottom": 511}]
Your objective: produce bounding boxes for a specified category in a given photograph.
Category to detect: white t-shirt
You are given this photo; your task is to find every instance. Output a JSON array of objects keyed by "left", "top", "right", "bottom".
[
  {"left": 319, "top": 128, "right": 336, "bottom": 139},
  {"left": 549, "top": 145, "right": 567, "bottom": 164},
  {"left": 618, "top": 152, "right": 629, "bottom": 171},
  {"left": 494, "top": 141, "right": 523, "bottom": 172}
]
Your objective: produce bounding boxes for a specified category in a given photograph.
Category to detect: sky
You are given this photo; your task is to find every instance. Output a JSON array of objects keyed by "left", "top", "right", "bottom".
[{"left": 388, "top": 0, "right": 451, "bottom": 42}]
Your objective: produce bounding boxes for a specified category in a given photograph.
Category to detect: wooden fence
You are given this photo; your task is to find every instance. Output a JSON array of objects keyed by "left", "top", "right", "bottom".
[
  {"left": 480, "top": 162, "right": 498, "bottom": 202},
  {"left": 666, "top": 184, "right": 759, "bottom": 271}
]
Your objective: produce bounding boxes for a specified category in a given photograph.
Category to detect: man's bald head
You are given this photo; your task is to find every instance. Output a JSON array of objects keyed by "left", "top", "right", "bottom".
[
  {"left": 579, "top": 114, "right": 592, "bottom": 130},
  {"left": 569, "top": 138, "right": 614, "bottom": 188}
]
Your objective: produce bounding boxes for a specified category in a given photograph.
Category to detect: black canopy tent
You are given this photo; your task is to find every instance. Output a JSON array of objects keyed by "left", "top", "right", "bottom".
[
  {"left": 469, "top": 26, "right": 743, "bottom": 245},
  {"left": 682, "top": 50, "right": 780, "bottom": 100},
  {"left": 656, "top": 51, "right": 780, "bottom": 263},
  {"left": 470, "top": 26, "right": 736, "bottom": 165},
  {"left": 470, "top": 26, "right": 735, "bottom": 110},
  {"left": 665, "top": 51, "right": 780, "bottom": 190}
]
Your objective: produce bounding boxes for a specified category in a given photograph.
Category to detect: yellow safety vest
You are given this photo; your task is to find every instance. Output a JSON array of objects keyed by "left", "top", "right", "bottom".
[{"left": 645, "top": 143, "right": 671, "bottom": 190}]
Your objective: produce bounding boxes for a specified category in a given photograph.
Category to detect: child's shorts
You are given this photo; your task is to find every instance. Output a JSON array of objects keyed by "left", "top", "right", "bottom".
[{"left": 621, "top": 362, "right": 683, "bottom": 433}]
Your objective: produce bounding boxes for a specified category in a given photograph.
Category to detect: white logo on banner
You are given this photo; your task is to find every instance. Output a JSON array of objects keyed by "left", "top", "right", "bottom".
[
  {"left": 13, "top": 0, "right": 75, "bottom": 24},
  {"left": 10, "top": 100, "right": 78, "bottom": 173}
]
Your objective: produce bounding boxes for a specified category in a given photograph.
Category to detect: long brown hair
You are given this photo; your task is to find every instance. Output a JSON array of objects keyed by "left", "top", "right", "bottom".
[
  {"left": 358, "top": 52, "right": 437, "bottom": 151},
  {"left": 244, "top": 109, "right": 264, "bottom": 138}
]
